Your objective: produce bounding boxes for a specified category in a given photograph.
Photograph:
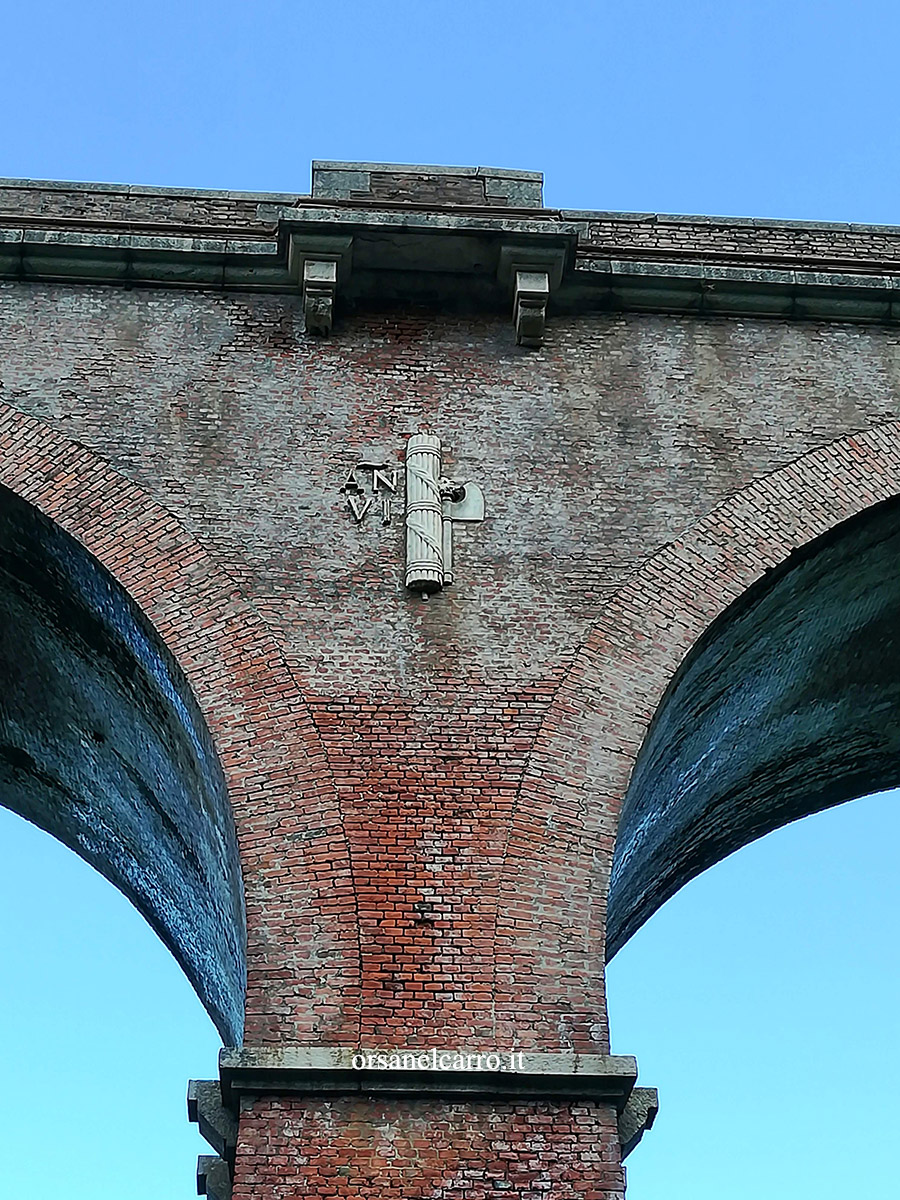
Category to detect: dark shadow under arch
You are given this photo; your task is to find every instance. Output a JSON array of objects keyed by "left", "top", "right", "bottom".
[
  {"left": 609, "top": 491, "right": 900, "bottom": 957},
  {"left": 0, "top": 482, "right": 245, "bottom": 1040}
]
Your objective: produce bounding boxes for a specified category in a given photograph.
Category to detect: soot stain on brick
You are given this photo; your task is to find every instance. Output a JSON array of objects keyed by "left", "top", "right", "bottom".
[
  {"left": 0, "top": 483, "right": 245, "bottom": 1040},
  {"left": 0, "top": 529, "right": 213, "bottom": 796},
  {"left": 0, "top": 742, "right": 75, "bottom": 803},
  {"left": 609, "top": 493, "right": 900, "bottom": 956}
]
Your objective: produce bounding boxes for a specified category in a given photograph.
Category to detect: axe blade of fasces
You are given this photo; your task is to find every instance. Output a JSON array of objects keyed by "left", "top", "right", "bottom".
[{"left": 445, "top": 481, "right": 485, "bottom": 523}]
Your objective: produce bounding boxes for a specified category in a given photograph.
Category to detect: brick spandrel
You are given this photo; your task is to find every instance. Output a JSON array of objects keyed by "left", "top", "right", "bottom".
[{"left": 5, "top": 291, "right": 900, "bottom": 1051}]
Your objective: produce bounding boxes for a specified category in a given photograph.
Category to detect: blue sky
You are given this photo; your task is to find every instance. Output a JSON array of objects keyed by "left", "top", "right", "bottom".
[{"left": 2, "top": 2, "right": 900, "bottom": 1196}]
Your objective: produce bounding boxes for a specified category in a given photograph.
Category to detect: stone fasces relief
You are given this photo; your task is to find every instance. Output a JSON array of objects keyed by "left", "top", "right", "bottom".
[
  {"left": 339, "top": 434, "right": 485, "bottom": 595},
  {"left": 405, "top": 432, "right": 484, "bottom": 596}
]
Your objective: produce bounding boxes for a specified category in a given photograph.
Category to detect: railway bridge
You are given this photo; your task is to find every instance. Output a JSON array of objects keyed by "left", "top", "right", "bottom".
[{"left": 3, "top": 159, "right": 900, "bottom": 1197}]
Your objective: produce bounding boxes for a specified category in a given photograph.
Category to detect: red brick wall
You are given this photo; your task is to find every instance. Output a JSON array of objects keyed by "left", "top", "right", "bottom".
[
  {"left": 527, "top": 421, "right": 900, "bottom": 964},
  {"left": 233, "top": 1096, "right": 625, "bottom": 1199},
  {"left": 0, "top": 399, "right": 359, "bottom": 1041},
  {"left": 5, "top": 279, "right": 900, "bottom": 1193}
]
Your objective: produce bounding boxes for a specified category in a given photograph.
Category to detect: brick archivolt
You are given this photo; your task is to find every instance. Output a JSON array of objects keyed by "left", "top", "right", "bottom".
[
  {"left": 508, "top": 421, "right": 900, "bottom": 993},
  {"left": 0, "top": 401, "right": 358, "bottom": 1041},
  {"left": 6, "top": 398, "right": 900, "bottom": 1050}
]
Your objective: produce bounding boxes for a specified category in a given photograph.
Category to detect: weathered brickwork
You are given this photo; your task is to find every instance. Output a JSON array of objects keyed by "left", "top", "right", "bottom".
[
  {"left": 0, "top": 180, "right": 276, "bottom": 231},
  {"left": 233, "top": 1097, "right": 624, "bottom": 1199},
  {"left": 579, "top": 212, "right": 900, "bottom": 270},
  {"left": 356, "top": 171, "right": 503, "bottom": 206},
  {"left": 0, "top": 401, "right": 359, "bottom": 1043},
  {"left": 5, "top": 166, "right": 900, "bottom": 1195},
  {"left": 6, "top": 289, "right": 900, "bottom": 690}
]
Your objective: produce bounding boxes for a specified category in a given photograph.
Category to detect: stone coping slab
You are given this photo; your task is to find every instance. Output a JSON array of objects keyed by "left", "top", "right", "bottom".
[{"left": 218, "top": 1046, "right": 639, "bottom": 1110}]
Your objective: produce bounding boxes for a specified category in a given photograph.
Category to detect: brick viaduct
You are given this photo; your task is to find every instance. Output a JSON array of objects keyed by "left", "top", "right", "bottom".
[{"left": 3, "top": 160, "right": 900, "bottom": 1197}]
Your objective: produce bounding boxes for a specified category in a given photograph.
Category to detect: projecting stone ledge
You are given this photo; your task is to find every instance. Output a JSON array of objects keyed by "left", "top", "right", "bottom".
[
  {"left": 10, "top": 166, "right": 900, "bottom": 328},
  {"left": 218, "top": 1046, "right": 640, "bottom": 1109}
]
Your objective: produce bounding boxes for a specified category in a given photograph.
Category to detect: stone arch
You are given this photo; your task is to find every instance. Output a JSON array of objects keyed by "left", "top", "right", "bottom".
[
  {"left": 496, "top": 421, "right": 900, "bottom": 1049},
  {"left": 0, "top": 401, "right": 357, "bottom": 1045}
]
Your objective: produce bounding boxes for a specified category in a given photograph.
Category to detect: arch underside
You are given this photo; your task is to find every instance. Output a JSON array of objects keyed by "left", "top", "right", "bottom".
[
  {"left": 0, "top": 484, "right": 245, "bottom": 1040},
  {"left": 609, "top": 493, "right": 900, "bottom": 957}
]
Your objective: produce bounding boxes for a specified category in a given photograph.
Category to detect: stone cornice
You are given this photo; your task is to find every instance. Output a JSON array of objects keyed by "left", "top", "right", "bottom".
[
  {"left": 217, "top": 1046, "right": 639, "bottom": 1109},
  {"left": 5, "top": 168, "right": 900, "bottom": 325}
]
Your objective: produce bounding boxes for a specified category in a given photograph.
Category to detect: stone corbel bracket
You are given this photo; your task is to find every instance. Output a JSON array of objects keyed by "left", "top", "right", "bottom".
[
  {"left": 288, "top": 233, "right": 353, "bottom": 335},
  {"left": 617, "top": 1085, "right": 659, "bottom": 1159},
  {"left": 197, "top": 1155, "right": 232, "bottom": 1200},
  {"left": 189, "top": 1080, "right": 237, "bottom": 1198},
  {"left": 188, "top": 1079, "right": 237, "bottom": 1170},
  {"left": 498, "top": 243, "right": 568, "bottom": 348}
]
